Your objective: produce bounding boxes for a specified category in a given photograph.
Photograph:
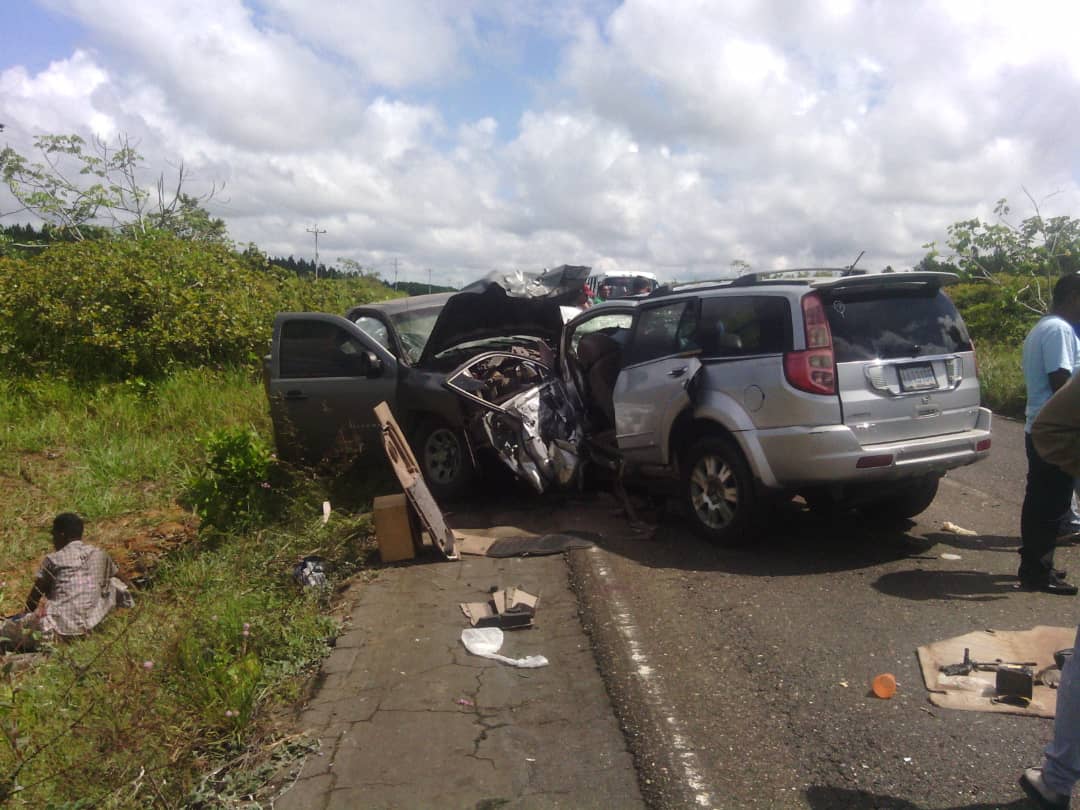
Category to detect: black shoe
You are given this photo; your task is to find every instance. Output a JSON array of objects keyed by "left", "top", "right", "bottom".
[
  {"left": 1020, "top": 767, "right": 1070, "bottom": 808},
  {"left": 1020, "top": 575, "right": 1080, "bottom": 596}
]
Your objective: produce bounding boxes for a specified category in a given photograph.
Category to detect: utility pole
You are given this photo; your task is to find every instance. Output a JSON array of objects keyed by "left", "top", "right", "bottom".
[
  {"left": 393, "top": 257, "right": 400, "bottom": 290},
  {"left": 306, "top": 225, "right": 326, "bottom": 279},
  {"left": 427, "top": 268, "right": 432, "bottom": 294}
]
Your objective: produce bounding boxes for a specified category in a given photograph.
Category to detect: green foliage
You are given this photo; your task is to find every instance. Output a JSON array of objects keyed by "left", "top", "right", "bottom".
[
  {"left": 186, "top": 427, "right": 286, "bottom": 531},
  {"left": 974, "top": 341, "right": 1026, "bottom": 418},
  {"left": 0, "top": 234, "right": 394, "bottom": 380},
  {"left": 947, "top": 276, "right": 1041, "bottom": 346},
  {"left": 0, "top": 132, "right": 225, "bottom": 243},
  {"left": 937, "top": 198, "right": 1080, "bottom": 313}
]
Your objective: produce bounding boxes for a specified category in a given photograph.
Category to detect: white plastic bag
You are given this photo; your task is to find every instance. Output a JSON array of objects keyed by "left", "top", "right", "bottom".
[{"left": 460, "top": 627, "right": 548, "bottom": 668}]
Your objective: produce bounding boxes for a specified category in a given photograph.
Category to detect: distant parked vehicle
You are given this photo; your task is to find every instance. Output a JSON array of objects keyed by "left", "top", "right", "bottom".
[{"left": 584, "top": 271, "right": 659, "bottom": 304}]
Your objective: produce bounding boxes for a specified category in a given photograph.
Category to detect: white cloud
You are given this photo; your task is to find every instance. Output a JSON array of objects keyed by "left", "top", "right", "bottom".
[{"left": 2, "top": 0, "right": 1080, "bottom": 284}]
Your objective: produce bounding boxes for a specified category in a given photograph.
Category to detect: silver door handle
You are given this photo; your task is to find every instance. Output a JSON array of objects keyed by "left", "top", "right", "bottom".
[{"left": 668, "top": 367, "right": 687, "bottom": 378}]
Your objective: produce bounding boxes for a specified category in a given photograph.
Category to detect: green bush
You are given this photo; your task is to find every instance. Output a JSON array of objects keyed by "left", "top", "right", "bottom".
[
  {"left": 0, "top": 235, "right": 395, "bottom": 380},
  {"left": 186, "top": 426, "right": 287, "bottom": 531},
  {"left": 948, "top": 275, "right": 1045, "bottom": 346}
]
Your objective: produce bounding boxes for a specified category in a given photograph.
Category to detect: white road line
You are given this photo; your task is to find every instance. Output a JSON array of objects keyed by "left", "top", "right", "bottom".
[{"left": 591, "top": 549, "right": 715, "bottom": 809}]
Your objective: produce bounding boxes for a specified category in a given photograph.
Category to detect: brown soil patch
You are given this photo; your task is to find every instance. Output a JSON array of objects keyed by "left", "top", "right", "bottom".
[{"left": 91, "top": 508, "right": 201, "bottom": 582}]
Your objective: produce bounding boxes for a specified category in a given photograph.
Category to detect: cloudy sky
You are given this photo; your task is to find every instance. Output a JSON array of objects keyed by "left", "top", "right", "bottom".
[{"left": 3, "top": 0, "right": 1080, "bottom": 286}]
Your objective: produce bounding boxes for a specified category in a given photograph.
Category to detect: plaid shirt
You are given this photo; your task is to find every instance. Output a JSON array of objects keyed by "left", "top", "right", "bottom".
[{"left": 36, "top": 540, "right": 120, "bottom": 636}]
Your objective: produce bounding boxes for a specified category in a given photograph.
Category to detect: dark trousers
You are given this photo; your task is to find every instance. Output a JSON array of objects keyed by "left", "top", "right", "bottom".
[{"left": 1020, "top": 433, "right": 1075, "bottom": 582}]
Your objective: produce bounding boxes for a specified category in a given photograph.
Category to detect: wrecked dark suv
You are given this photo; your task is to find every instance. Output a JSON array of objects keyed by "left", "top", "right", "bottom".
[
  {"left": 266, "top": 268, "right": 992, "bottom": 543},
  {"left": 264, "top": 270, "right": 585, "bottom": 500}
]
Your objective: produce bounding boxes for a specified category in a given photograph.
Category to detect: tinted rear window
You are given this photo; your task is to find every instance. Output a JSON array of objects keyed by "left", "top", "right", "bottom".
[{"left": 825, "top": 289, "right": 972, "bottom": 362}]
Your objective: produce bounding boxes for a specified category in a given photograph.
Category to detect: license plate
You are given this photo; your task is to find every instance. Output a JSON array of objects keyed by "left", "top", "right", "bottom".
[{"left": 899, "top": 363, "right": 937, "bottom": 392}]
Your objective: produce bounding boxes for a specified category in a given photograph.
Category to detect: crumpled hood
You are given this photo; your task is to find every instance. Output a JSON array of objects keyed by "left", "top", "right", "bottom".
[{"left": 418, "top": 269, "right": 585, "bottom": 366}]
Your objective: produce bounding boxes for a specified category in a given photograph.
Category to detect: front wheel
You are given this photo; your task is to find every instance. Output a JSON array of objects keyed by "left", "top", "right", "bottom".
[
  {"left": 414, "top": 420, "right": 475, "bottom": 501},
  {"left": 683, "top": 436, "right": 758, "bottom": 545}
]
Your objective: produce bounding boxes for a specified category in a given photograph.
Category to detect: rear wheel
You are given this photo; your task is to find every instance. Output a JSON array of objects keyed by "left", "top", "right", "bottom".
[
  {"left": 683, "top": 436, "right": 758, "bottom": 545},
  {"left": 865, "top": 475, "right": 940, "bottom": 520},
  {"left": 414, "top": 420, "right": 475, "bottom": 501}
]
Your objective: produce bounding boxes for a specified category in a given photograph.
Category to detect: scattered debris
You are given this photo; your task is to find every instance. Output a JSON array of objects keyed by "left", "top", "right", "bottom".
[
  {"left": 375, "top": 402, "right": 457, "bottom": 559},
  {"left": 372, "top": 493, "right": 418, "bottom": 563},
  {"left": 941, "top": 521, "right": 977, "bottom": 536},
  {"left": 322, "top": 501, "right": 332, "bottom": 525},
  {"left": 460, "top": 627, "right": 548, "bottom": 668},
  {"left": 940, "top": 552, "right": 962, "bottom": 560},
  {"left": 918, "top": 626, "right": 1075, "bottom": 717},
  {"left": 461, "top": 586, "right": 540, "bottom": 629},
  {"left": 455, "top": 697, "right": 475, "bottom": 707},
  {"left": 871, "top": 673, "right": 897, "bottom": 699},
  {"left": 293, "top": 556, "right": 329, "bottom": 589}
]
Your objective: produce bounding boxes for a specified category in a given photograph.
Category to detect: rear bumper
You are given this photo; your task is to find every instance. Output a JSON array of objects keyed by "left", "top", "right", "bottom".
[{"left": 750, "top": 407, "right": 992, "bottom": 487}]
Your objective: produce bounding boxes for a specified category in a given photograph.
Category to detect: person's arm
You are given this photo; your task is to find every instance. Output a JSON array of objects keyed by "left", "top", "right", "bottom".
[
  {"left": 1048, "top": 367, "right": 1071, "bottom": 393},
  {"left": 24, "top": 567, "right": 54, "bottom": 614},
  {"left": 1041, "top": 322, "right": 1076, "bottom": 393}
]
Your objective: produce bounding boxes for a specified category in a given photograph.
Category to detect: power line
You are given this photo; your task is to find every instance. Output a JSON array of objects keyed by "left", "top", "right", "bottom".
[{"left": 306, "top": 225, "right": 326, "bottom": 279}]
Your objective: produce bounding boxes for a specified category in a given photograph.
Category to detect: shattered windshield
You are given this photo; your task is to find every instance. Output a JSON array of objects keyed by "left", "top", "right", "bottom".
[{"left": 387, "top": 305, "right": 446, "bottom": 364}]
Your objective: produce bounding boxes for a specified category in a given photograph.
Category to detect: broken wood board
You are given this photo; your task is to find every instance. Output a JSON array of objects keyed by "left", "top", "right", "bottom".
[
  {"left": 374, "top": 401, "right": 457, "bottom": 560},
  {"left": 918, "top": 626, "right": 1075, "bottom": 718}
]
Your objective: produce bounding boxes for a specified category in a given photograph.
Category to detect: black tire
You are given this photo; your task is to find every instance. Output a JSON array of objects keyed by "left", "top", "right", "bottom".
[
  {"left": 682, "top": 435, "right": 758, "bottom": 545},
  {"left": 866, "top": 475, "right": 940, "bottom": 520},
  {"left": 414, "top": 420, "right": 475, "bottom": 501}
]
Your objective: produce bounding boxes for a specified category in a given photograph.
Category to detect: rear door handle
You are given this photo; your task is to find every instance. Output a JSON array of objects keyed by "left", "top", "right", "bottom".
[
  {"left": 668, "top": 366, "right": 687, "bottom": 378},
  {"left": 283, "top": 389, "right": 308, "bottom": 401}
]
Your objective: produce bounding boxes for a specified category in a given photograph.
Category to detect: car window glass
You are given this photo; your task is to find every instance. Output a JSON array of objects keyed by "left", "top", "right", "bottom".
[
  {"left": 825, "top": 289, "right": 973, "bottom": 362},
  {"left": 388, "top": 305, "right": 444, "bottom": 364},
  {"left": 626, "top": 301, "right": 698, "bottom": 365},
  {"left": 352, "top": 316, "right": 390, "bottom": 351},
  {"left": 699, "top": 296, "right": 791, "bottom": 357},
  {"left": 569, "top": 312, "right": 634, "bottom": 356},
  {"left": 280, "top": 321, "right": 369, "bottom": 378}
]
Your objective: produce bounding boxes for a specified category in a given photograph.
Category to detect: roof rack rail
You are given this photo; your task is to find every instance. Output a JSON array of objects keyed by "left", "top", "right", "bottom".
[
  {"left": 728, "top": 268, "right": 864, "bottom": 287},
  {"left": 647, "top": 279, "right": 736, "bottom": 297}
]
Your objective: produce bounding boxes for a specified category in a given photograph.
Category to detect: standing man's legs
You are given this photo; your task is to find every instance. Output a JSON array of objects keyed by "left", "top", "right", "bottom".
[
  {"left": 1020, "top": 434, "right": 1076, "bottom": 589},
  {"left": 1044, "top": 626, "right": 1080, "bottom": 796}
]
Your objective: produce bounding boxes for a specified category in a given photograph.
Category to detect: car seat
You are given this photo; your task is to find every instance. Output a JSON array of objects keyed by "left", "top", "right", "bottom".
[{"left": 576, "top": 332, "right": 622, "bottom": 428}]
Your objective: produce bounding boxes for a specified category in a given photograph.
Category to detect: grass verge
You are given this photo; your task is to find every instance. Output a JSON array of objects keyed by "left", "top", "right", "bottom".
[
  {"left": 976, "top": 341, "right": 1025, "bottom": 419},
  {"left": 0, "top": 369, "right": 384, "bottom": 807}
]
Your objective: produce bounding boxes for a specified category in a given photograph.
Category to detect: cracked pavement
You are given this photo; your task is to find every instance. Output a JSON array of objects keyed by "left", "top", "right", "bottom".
[{"left": 276, "top": 524, "right": 644, "bottom": 810}]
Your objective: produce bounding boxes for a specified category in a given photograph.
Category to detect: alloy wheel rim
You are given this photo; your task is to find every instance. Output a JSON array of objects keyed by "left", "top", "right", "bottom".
[
  {"left": 689, "top": 454, "right": 738, "bottom": 529},
  {"left": 425, "top": 429, "right": 460, "bottom": 484}
]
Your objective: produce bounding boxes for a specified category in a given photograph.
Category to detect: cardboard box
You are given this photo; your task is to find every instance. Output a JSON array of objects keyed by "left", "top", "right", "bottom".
[{"left": 373, "top": 493, "right": 416, "bottom": 562}]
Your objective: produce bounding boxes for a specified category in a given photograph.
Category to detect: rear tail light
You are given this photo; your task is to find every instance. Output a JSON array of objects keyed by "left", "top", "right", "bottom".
[
  {"left": 784, "top": 292, "right": 836, "bottom": 395},
  {"left": 976, "top": 438, "right": 991, "bottom": 452}
]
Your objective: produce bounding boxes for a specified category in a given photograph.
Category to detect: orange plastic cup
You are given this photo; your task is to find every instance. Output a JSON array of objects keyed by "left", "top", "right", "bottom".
[{"left": 871, "top": 673, "right": 897, "bottom": 699}]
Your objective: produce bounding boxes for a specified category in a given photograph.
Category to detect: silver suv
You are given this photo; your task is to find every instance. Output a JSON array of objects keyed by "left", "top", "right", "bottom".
[{"left": 560, "top": 270, "right": 992, "bottom": 542}]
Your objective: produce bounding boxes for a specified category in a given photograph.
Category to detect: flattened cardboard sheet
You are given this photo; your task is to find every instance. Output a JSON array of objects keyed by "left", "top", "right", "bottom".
[
  {"left": 918, "top": 626, "right": 1075, "bottom": 718},
  {"left": 460, "top": 587, "right": 540, "bottom": 629},
  {"left": 374, "top": 401, "right": 457, "bottom": 560}
]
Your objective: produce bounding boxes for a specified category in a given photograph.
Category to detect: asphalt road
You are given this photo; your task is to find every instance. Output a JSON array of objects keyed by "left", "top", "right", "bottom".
[{"left": 564, "top": 413, "right": 1075, "bottom": 809}]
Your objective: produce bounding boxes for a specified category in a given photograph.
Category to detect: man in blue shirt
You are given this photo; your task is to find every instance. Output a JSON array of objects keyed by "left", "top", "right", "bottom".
[{"left": 1019, "top": 273, "right": 1080, "bottom": 594}]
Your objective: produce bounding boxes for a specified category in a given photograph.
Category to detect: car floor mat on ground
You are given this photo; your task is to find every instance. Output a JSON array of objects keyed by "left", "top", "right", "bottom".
[
  {"left": 918, "top": 626, "right": 1075, "bottom": 718},
  {"left": 484, "top": 533, "right": 596, "bottom": 557}
]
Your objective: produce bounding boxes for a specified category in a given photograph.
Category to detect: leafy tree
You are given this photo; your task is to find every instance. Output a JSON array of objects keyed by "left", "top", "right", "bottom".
[
  {"left": 0, "top": 132, "right": 224, "bottom": 242},
  {"left": 929, "top": 194, "right": 1080, "bottom": 313}
]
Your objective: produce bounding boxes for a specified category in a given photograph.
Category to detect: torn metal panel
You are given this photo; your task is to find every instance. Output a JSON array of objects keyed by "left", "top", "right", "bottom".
[
  {"left": 479, "top": 377, "right": 585, "bottom": 493},
  {"left": 374, "top": 401, "right": 457, "bottom": 559}
]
